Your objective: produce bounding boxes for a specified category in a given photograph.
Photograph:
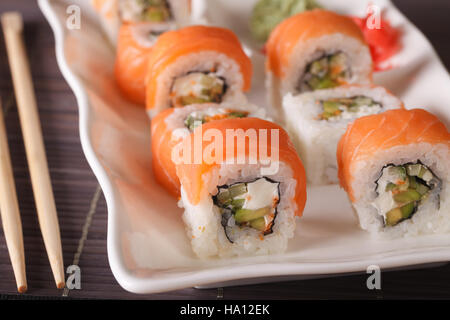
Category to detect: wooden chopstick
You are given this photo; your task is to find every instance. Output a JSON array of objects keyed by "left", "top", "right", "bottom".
[
  {"left": 1, "top": 12, "right": 65, "bottom": 289},
  {"left": 0, "top": 99, "right": 27, "bottom": 293}
]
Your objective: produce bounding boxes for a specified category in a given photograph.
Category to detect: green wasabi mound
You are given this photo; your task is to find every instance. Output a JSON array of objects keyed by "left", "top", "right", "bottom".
[{"left": 250, "top": 0, "right": 321, "bottom": 42}]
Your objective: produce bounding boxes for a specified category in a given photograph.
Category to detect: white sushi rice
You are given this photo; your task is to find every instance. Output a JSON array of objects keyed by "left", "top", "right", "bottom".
[
  {"left": 178, "top": 162, "right": 298, "bottom": 259},
  {"left": 266, "top": 33, "right": 372, "bottom": 113},
  {"left": 148, "top": 51, "right": 249, "bottom": 117},
  {"left": 283, "top": 86, "right": 403, "bottom": 185},
  {"left": 350, "top": 143, "right": 450, "bottom": 237}
]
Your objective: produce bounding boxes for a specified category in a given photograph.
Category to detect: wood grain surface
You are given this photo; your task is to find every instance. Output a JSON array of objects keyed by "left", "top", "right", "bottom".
[{"left": 0, "top": 0, "right": 449, "bottom": 300}]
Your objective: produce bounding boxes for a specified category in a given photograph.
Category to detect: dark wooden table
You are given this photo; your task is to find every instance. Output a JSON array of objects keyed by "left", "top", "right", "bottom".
[{"left": 0, "top": 0, "right": 449, "bottom": 300}]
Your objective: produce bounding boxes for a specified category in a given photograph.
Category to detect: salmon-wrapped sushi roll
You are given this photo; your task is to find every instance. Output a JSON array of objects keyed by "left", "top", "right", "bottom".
[
  {"left": 176, "top": 118, "right": 307, "bottom": 258},
  {"left": 337, "top": 109, "right": 450, "bottom": 236},
  {"left": 283, "top": 85, "right": 403, "bottom": 185},
  {"left": 115, "top": 22, "right": 175, "bottom": 105},
  {"left": 265, "top": 9, "right": 373, "bottom": 111},
  {"left": 91, "top": 0, "right": 192, "bottom": 45},
  {"left": 145, "top": 26, "right": 253, "bottom": 117},
  {"left": 151, "top": 103, "right": 267, "bottom": 197}
]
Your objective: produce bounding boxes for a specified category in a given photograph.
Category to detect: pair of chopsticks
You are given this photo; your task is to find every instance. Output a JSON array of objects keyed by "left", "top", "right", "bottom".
[{"left": 1, "top": 12, "right": 65, "bottom": 292}]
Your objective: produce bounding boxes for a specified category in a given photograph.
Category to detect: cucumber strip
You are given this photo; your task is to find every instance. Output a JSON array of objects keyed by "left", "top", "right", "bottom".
[
  {"left": 316, "top": 77, "right": 337, "bottom": 89},
  {"left": 408, "top": 176, "right": 418, "bottom": 189},
  {"left": 385, "top": 182, "right": 397, "bottom": 192},
  {"left": 144, "top": 10, "right": 166, "bottom": 22},
  {"left": 322, "top": 101, "right": 341, "bottom": 112},
  {"left": 222, "top": 199, "right": 232, "bottom": 207},
  {"left": 385, "top": 202, "right": 416, "bottom": 227},
  {"left": 216, "top": 190, "right": 230, "bottom": 204},
  {"left": 234, "top": 207, "right": 271, "bottom": 223},
  {"left": 307, "top": 76, "right": 321, "bottom": 89},
  {"left": 386, "top": 208, "right": 402, "bottom": 226},
  {"left": 401, "top": 202, "right": 415, "bottom": 219},
  {"left": 393, "top": 189, "right": 422, "bottom": 203},
  {"left": 416, "top": 183, "right": 430, "bottom": 195},
  {"left": 180, "top": 96, "right": 210, "bottom": 106},
  {"left": 227, "top": 111, "right": 248, "bottom": 118},
  {"left": 231, "top": 198, "right": 245, "bottom": 209},
  {"left": 228, "top": 183, "right": 247, "bottom": 198},
  {"left": 321, "top": 112, "right": 336, "bottom": 120},
  {"left": 249, "top": 217, "right": 266, "bottom": 231}
]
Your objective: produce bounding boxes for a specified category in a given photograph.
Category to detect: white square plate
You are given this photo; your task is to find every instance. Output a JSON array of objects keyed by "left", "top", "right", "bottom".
[{"left": 39, "top": 0, "right": 450, "bottom": 294}]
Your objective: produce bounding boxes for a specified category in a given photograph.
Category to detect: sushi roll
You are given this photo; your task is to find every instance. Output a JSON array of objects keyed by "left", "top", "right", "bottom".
[
  {"left": 91, "top": 0, "right": 192, "bottom": 45},
  {"left": 151, "top": 103, "right": 268, "bottom": 197},
  {"left": 265, "top": 9, "right": 373, "bottom": 111},
  {"left": 337, "top": 108, "right": 450, "bottom": 236},
  {"left": 283, "top": 85, "right": 403, "bottom": 185},
  {"left": 115, "top": 22, "right": 175, "bottom": 105},
  {"left": 145, "top": 26, "right": 253, "bottom": 117},
  {"left": 176, "top": 118, "right": 307, "bottom": 258}
]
